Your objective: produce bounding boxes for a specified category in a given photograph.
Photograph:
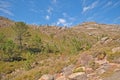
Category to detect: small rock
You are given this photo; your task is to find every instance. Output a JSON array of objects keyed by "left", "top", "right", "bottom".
[
  {"left": 39, "top": 74, "right": 54, "bottom": 80},
  {"left": 68, "top": 72, "right": 87, "bottom": 80},
  {"left": 56, "top": 76, "right": 68, "bottom": 80},
  {"left": 95, "top": 58, "right": 109, "bottom": 65},
  {"left": 62, "top": 64, "right": 75, "bottom": 76},
  {"left": 112, "top": 47, "right": 120, "bottom": 53},
  {"left": 86, "top": 67, "right": 94, "bottom": 74},
  {"left": 54, "top": 73, "right": 63, "bottom": 80},
  {"left": 101, "top": 37, "right": 109, "bottom": 42}
]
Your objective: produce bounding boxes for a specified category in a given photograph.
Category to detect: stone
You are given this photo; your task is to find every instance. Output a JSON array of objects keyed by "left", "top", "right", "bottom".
[
  {"left": 103, "top": 70, "right": 120, "bottom": 80},
  {"left": 77, "top": 53, "right": 93, "bottom": 67},
  {"left": 113, "top": 57, "right": 120, "bottom": 64},
  {"left": 39, "top": 74, "right": 54, "bottom": 80},
  {"left": 95, "top": 58, "right": 109, "bottom": 65},
  {"left": 101, "top": 37, "right": 109, "bottom": 42},
  {"left": 96, "top": 63, "right": 111, "bottom": 75},
  {"left": 62, "top": 64, "right": 75, "bottom": 76},
  {"left": 68, "top": 72, "right": 87, "bottom": 80},
  {"left": 112, "top": 47, "right": 120, "bottom": 53},
  {"left": 54, "top": 73, "right": 63, "bottom": 80},
  {"left": 56, "top": 76, "right": 68, "bottom": 80}
]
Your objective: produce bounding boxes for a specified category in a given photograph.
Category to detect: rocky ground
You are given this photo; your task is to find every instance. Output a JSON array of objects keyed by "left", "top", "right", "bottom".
[{"left": 38, "top": 52, "right": 120, "bottom": 80}]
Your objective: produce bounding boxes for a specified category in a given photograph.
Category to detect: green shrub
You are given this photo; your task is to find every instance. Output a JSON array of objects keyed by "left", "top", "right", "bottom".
[
  {"left": 89, "top": 61, "right": 99, "bottom": 70},
  {"left": 0, "top": 39, "right": 20, "bottom": 61},
  {"left": 22, "top": 52, "right": 36, "bottom": 70},
  {"left": 24, "top": 61, "right": 32, "bottom": 70},
  {"left": 85, "top": 42, "right": 92, "bottom": 50},
  {"left": 44, "top": 43, "right": 59, "bottom": 53},
  {"left": 73, "top": 67, "right": 84, "bottom": 73},
  {"left": 71, "top": 38, "right": 83, "bottom": 52},
  {"left": 107, "top": 52, "right": 120, "bottom": 62}
]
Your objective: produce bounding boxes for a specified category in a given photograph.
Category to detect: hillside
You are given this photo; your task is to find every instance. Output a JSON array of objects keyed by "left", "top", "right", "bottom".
[{"left": 0, "top": 17, "right": 120, "bottom": 80}]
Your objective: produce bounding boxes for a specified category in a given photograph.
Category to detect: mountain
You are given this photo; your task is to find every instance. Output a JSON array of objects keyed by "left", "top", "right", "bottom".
[{"left": 0, "top": 16, "right": 120, "bottom": 80}]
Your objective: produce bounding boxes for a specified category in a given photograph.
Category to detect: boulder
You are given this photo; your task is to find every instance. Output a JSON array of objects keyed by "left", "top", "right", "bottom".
[
  {"left": 68, "top": 72, "right": 87, "bottom": 80},
  {"left": 77, "top": 53, "right": 93, "bottom": 67},
  {"left": 39, "top": 74, "right": 54, "bottom": 80},
  {"left": 62, "top": 64, "right": 75, "bottom": 76}
]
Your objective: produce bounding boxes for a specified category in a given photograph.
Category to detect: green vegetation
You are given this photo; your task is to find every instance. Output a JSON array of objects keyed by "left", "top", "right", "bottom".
[
  {"left": 0, "top": 17, "right": 120, "bottom": 80},
  {"left": 12, "top": 22, "right": 30, "bottom": 52}
]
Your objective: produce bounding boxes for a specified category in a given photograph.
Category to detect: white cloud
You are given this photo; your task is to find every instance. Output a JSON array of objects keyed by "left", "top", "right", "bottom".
[
  {"left": 57, "top": 18, "right": 66, "bottom": 25},
  {"left": 82, "top": 1, "right": 98, "bottom": 13},
  {"left": 0, "top": 1, "right": 13, "bottom": 16},
  {"left": 45, "top": 15, "right": 50, "bottom": 20},
  {"left": 57, "top": 18, "right": 72, "bottom": 26}
]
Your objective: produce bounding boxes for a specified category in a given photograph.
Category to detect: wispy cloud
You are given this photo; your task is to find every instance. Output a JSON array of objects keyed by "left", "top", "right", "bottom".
[
  {"left": 103, "top": 0, "right": 120, "bottom": 9},
  {"left": 0, "top": 8, "right": 13, "bottom": 16},
  {"left": 82, "top": 1, "right": 98, "bottom": 13},
  {"left": 81, "top": 0, "right": 86, "bottom": 6},
  {"left": 47, "top": 7, "right": 53, "bottom": 14},
  {"left": 0, "top": 1, "right": 14, "bottom": 16},
  {"left": 102, "top": 1, "right": 113, "bottom": 8},
  {"left": 106, "top": 1, "right": 112, "bottom": 7},
  {"left": 62, "top": 12, "right": 76, "bottom": 21},
  {"left": 113, "top": 1, "right": 120, "bottom": 7}
]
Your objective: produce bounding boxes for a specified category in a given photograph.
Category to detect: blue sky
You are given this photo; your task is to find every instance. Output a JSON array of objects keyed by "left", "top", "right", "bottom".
[{"left": 0, "top": 0, "right": 120, "bottom": 26}]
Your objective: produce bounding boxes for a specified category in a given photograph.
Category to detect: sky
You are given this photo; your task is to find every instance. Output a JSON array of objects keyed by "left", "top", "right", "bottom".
[{"left": 0, "top": 0, "right": 120, "bottom": 26}]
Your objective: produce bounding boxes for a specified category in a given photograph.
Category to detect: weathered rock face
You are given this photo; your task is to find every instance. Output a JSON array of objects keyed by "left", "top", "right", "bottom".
[
  {"left": 112, "top": 47, "right": 120, "bottom": 53},
  {"left": 39, "top": 74, "right": 54, "bottom": 80},
  {"left": 68, "top": 72, "right": 87, "bottom": 80}
]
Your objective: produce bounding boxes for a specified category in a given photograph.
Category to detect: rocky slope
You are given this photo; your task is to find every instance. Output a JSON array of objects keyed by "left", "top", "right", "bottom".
[{"left": 0, "top": 17, "right": 120, "bottom": 80}]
